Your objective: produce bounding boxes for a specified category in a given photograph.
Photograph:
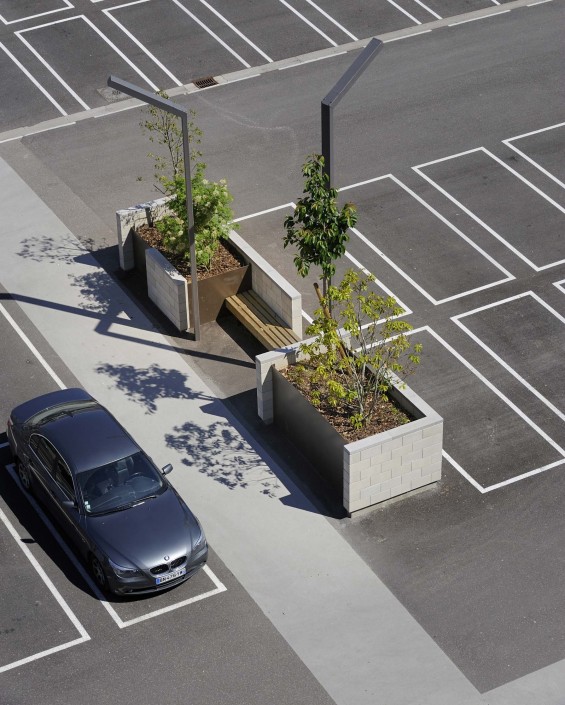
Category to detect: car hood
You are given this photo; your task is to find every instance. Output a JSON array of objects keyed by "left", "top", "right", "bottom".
[{"left": 85, "top": 488, "right": 197, "bottom": 569}]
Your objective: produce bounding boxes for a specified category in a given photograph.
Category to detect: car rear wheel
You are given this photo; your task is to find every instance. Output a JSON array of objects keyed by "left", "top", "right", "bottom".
[
  {"left": 90, "top": 556, "right": 108, "bottom": 591},
  {"left": 17, "top": 461, "right": 32, "bottom": 493}
]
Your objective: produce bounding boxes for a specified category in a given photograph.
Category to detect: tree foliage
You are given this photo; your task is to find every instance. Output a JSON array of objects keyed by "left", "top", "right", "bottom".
[
  {"left": 140, "top": 92, "right": 236, "bottom": 270},
  {"left": 293, "top": 269, "right": 422, "bottom": 431},
  {"left": 283, "top": 154, "right": 357, "bottom": 296}
]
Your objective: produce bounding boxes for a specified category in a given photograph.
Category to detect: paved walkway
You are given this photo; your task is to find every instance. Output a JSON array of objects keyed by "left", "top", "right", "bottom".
[{"left": 2, "top": 156, "right": 564, "bottom": 704}]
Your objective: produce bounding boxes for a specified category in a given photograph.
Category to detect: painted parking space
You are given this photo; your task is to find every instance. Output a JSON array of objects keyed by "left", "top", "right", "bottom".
[
  {"left": 453, "top": 292, "right": 565, "bottom": 422},
  {"left": 105, "top": 0, "right": 252, "bottom": 85},
  {"left": 235, "top": 204, "right": 411, "bottom": 320},
  {"left": 197, "top": 0, "right": 336, "bottom": 62},
  {"left": 104, "top": 565, "right": 226, "bottom": 628},
  {"left": 503, "top": 122, "right": 565, "bottom": 189},
  {"left": 341, "top": 175, "right": 513, "bottom": 305},
  {"left": 3, "top": 458, "right": 227, "bottom": 636},
  {"left": 414, "top": 147, "right": 565, "bottom": 271},
  {"left": 15, "top": 14, "right": 161, "bottom": 112},
  {"left": 405, "top": 328, "right": 565, "bottom": 491},
  {"left": 0, "top": 42, "right": 65, "bottom": 132},
  {"left": 0, "top": 0, "right": 73, "bottom": 26},
  {"left": 409, "top": 0, "right": 501, "bottom": 21},
  {"left": 0, "top": 459, "right": 89, "bottom": 674}
]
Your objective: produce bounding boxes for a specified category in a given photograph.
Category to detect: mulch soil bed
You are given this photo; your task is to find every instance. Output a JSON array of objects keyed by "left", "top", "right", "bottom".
[
  {"left": 137, "top": 225, "right": 245, "bottom": 281},
  {"left": 281, "top": 364, "right": 412, "bottom": 443}
]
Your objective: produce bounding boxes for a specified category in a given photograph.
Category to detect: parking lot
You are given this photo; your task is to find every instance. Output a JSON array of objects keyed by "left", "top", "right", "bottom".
[
  {"left": 1, "top": 0, "right": 518, "bottom": 132},
  {"left": 0, "top": 1, "right": 564, "bottom": 701}
]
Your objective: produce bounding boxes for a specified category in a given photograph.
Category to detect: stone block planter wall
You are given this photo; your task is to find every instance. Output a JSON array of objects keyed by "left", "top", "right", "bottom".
[
  {"left": 229, "top": 231, "right": 302, "bottom": 339},
  {"left": 116, "top": 196, "right": 172, "bottom": 271},
  {"left": 256, "top": 341, "right": 443, "bottom": 515},
  {"left": 117, "top": 201, "right": 302, "bottom": 335},
  {"left": 146, "top": 248, "right": 189, "bottom": 331}
]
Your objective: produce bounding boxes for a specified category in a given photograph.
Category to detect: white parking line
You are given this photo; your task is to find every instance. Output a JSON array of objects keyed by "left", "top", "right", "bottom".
[
  {"left": 554, "top": 279, "right": 565, "bottom": 295},
  {"left": 0, "top": 303, "right": 66, "bottom": 389},
  {"left": 0, "top": 496, "right": 89, "bottom": 674},
  {"left": 277, "top": 0, "right": 338, "bottom": 46},
  {"left": 107, "top": 566, "right": 226, "bottom": 628},
  {"left": 301, "top": 0, "right": 358, "bottom": 41},
  {"left": 407, "top": 327, "right": 565, "bottom": 493},
  {"left": 503, "top": 122, "right": 565, "bottom": 190},
  {"left": 452, "top": 291, "right": 565, "bottom": 423},
  {"left": 410, "top": 0, "right": 442, "bottom": 20},
  {"left": 170, "top": 0, "right": 251, "bottom": 68},
  {"left": 386, "top": 0, "right": 421, "bottom": 25},
  {"left": 5, "top": 464, "right": 226, "bottom": 629},
  {"left": 16, "top": 18, "right": 91, "bottom": 110},
  {"left": 104, "top": 1, "right": 183, "bottom": 86},
  {"left": 0, "top": 41, "right": 67, "bottom": 116},
  {"left": 194, "top": 0, "right": 273, "bottom": 63},
  {"left": 0, "top": 1, "right": 74, "bottom": 26},
  {"left": 287, "top": 200, "right": 413, "bottom": 320},
  {"left": 341, "top": 174, "right": 514, "bottom": 304},
  {"left": 414, "top": 147, "right": 565, "bottom": 271},
  {"left": 16, "top": 14, "right": 159, "bottom": 112}
]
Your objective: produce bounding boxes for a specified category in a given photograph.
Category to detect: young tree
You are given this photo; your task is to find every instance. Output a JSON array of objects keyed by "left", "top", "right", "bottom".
[
  {"left": 293, "top": 269, "right": 422, "bottom": 431},
  {"left": 284, "top": 154, "right": 357, "bottom": 299},
  {"left": 140, "top": 93, "right": 236, "bottom": 270}
]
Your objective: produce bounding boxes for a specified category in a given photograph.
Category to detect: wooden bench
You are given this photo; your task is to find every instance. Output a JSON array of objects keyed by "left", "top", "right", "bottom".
[{"left": 225, "top": 290, "right": 300, "bottom": 350}]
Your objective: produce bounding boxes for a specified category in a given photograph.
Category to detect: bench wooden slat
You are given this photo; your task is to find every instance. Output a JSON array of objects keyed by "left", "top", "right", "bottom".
[{"left": 226, "top": 291, "right": 300, "bottom": 350}]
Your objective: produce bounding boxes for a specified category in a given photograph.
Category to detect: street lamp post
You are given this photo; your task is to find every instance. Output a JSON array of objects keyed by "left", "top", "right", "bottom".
[
  {"left": 107, "top": 75, "right": 201, "bottom": 341},
  {"left": 321, "top": 37, "right": 383, "bottom": 190}
]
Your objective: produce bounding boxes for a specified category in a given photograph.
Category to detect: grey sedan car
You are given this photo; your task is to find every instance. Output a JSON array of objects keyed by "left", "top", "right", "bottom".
[{"left": 7, "top": 388, "right": 208, "bottom": 595}]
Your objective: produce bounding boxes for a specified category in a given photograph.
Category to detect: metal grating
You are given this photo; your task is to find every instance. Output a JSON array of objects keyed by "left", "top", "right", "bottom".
[{"left": 193, "top": 76, "right": 218, "bottom": 89}]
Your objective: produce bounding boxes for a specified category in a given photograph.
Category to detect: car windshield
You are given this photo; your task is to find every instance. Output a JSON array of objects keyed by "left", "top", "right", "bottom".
[{"left": 77, "top": 452, "right": 166, "bottom": 516}]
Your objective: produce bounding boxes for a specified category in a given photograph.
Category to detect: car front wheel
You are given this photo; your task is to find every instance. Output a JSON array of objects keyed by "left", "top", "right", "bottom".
[
  {"left": 90, "top": 556, "right": 108, "bottom": 591},
  {"left": 17, "top": 460, "right": 32, "bottom": 493}
]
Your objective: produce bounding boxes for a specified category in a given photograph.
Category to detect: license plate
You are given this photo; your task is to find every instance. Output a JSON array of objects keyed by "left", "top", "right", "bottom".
[{"left": 156, "top": 568, "right": 186, "bottom": 585}]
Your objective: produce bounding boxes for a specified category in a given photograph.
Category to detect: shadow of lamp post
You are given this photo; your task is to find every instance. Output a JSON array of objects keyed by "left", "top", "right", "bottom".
[
  {"left": 321, "top": 37, "right": 383, "bottom": 189},
  {"left": 107, "top": 75, "right": 201, "bottom": 341}
]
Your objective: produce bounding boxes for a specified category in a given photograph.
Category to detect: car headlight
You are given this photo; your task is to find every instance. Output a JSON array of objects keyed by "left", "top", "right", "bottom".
[
  {"left": 108, "top": 558, "right": 141, "bottom": 578},
  {"left": 192, "top": 523, "right": 207, "bottom": 551}
]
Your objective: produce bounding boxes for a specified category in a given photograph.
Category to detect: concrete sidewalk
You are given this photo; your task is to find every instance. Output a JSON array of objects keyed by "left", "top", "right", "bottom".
[{"left": 2, "top": 156, "right": 564, "bottom": 705}]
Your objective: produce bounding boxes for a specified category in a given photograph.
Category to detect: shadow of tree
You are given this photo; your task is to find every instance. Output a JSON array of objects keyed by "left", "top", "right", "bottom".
[
  {"left": 17, "top": 233, "right": 95, "bottom": 263},
  {"left": 70, "top": 270, "right": 121, "bottom": 314},
  {"left": 165, "top": 419, "right": 282, "bottom": 497},
  {"left": 95, "top": 362, "right": 212, "bottom": 414}
]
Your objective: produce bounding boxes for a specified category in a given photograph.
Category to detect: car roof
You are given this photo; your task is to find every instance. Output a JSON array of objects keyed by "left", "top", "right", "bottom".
[{"left": 38, "top": 407, "right": 140, "bottom": 475}]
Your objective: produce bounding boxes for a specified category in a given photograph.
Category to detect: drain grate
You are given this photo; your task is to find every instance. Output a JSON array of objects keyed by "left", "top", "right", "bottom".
[{"left": 193, "top": 76, "right": 218, "bottom": 89}]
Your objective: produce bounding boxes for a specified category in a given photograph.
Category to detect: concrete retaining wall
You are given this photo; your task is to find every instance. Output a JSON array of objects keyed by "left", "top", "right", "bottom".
[
  {"left": 229, "top": 230, "right": 302, "bottom": 339},
  {"left": 256, "top": 341, "right": 443, "bottom": 514},
  {"left": 116, "top": 196, "right": 172, "bottom": 271},
  {"left": 146, "top": 247, "right": 189, "bottom": 332}
]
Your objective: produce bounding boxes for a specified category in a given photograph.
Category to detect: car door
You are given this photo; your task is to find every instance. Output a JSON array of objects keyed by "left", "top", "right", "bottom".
[
  {"left": 27, "top": 435, "right": 87, "bottom": 551},
  {"left": 50, "top": 455, "right": 89, "bottom": 554}
]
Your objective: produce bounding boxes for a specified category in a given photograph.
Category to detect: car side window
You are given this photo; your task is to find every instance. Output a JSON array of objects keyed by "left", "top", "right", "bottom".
[
  {"left": 30, "top": 434, "right": 57, "bottom": 469},
  {"left": 54, "top": 458, "right": 75, "bottom": 498},
  {"left": 30, "top": 435, "right": 75, "bottom": 499}
]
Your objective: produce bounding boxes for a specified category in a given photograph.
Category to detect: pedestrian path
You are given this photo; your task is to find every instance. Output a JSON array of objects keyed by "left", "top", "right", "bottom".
[{"left": 1, "top": 156, "right": 563, "bottom": 704}]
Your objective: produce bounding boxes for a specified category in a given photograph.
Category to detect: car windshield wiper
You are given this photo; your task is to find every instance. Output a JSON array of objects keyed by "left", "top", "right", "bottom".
[{"left": 90, "top": 495, "right": 159, "bottom": 516}]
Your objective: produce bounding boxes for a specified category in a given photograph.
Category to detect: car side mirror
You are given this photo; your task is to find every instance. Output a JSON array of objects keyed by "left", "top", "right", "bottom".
[
  {"left": 62, "top": 499, "right": 78, "bottom": 510},
  {"left": 161, "top": 464, "right": 173, "bottom": 475}
]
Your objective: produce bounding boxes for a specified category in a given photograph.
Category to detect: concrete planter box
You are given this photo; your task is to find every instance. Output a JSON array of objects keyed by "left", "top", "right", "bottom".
[
  {"left": 117, "top": 199, "right": 302, "bottom": 336},
  {"left": 256, "top": 341, "right": 443, "bottom": 515}
]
